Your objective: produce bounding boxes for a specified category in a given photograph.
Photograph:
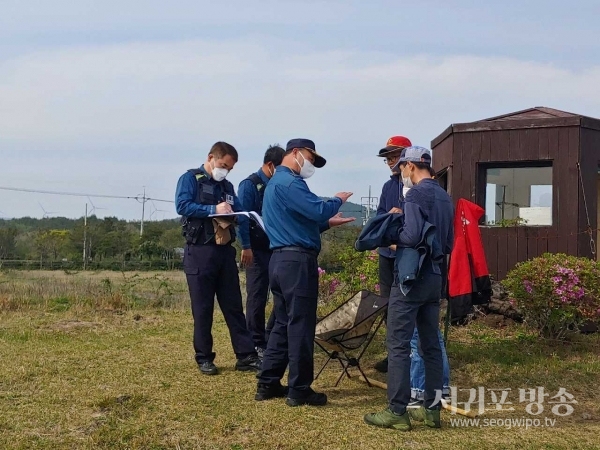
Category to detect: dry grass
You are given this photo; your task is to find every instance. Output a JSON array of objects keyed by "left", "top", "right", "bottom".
[
  {"left": 0, "top": 270, "right": 599, "bottom": 449},
  {"left": 0, "top": 270, "right": 190, "bottom": 312}
]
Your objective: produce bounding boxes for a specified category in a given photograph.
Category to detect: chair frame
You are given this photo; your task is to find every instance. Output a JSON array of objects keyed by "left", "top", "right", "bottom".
[{"left": 314, "top": 311, "right": 386, "bottom": 387}]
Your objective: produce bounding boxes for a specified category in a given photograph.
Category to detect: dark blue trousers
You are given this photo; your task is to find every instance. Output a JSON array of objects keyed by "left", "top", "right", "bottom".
[
  {"left": 378, "top": 254, "right": 395, "bottom": 299},
  {"left": 257, "top": 249, "right": 319, "bottom": 398},
  {"left": 184, "top": 244, "right": 255, "bottom": 364},
  {"left": 387, "top": 272, "right": 444, "bottom": 414},
  {"left": 245, "top": 248, "right": 273, "bottom": 349}
]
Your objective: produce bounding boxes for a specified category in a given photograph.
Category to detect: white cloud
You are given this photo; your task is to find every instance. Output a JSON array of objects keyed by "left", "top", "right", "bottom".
[{"left": 2, "top": 37, "right": 600, "bottom": 219}]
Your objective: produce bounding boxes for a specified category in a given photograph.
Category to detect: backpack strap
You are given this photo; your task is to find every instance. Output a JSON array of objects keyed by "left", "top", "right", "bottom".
[
  {"left": 246, "top": 173, "right": 266, "bottom": 213},
  {"left": 244, "top": 173, "right": 269, "bottom": 250},
  {"left": 188, "top": 168, "right": 205, "bottom": 180}
]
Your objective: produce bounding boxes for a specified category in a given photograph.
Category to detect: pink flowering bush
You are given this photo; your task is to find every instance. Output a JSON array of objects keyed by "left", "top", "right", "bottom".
[
  {"left": 502, "top": 253, "right": 600, "bottom": 339},
  {"left": 318, "top": 249, "right": 380, "bottom": 309}
]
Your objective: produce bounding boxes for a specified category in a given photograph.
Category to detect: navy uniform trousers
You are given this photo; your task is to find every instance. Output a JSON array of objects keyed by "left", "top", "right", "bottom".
[
  {"left": 257, "top": 248, "right": 319, "bottom": 399},
  {"left": 244, "top": 248, "right": 275, "bottom": 350},
  {"left": 184, "top": 243, "right": 255, "bottom": 364}
]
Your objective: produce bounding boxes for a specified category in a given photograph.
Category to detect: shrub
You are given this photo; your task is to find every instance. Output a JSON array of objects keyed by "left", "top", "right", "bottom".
[
  {"left": 318, "top": 248, "right": 380, "bottom": 312},
  {"left": 502, "top": 253, "right": 600, "bottom": 339}
]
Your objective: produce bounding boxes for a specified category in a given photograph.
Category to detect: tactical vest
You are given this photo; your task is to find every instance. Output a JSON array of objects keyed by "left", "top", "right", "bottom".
[
  {"left": 245, "top": 173, "right": 270, "bottom": 250},
  {"left": 181, "top": 169, "right": 236, "bottom": 245}
]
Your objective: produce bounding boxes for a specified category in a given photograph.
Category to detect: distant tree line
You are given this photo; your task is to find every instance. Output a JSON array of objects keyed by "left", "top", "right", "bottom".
[
  {"left": 0, "top": 206, "right": 364, "bottom": 271},
  {"left": 0, "top": 216, "right": 184, "bottom": 270}
]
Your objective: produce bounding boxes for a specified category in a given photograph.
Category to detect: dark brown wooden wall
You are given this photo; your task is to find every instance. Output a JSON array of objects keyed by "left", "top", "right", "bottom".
[
  {"left": 432, "top": 125, "right": 582, "bottom": 281},
  {"left": 433, "top": 133, "right": 453, "bottom": 171},
  {"left": 579, "top": 127, "right": 600, "bottom": 259},
  {"left": 432, "top": 134, "right": 453, "bottom": 195}
]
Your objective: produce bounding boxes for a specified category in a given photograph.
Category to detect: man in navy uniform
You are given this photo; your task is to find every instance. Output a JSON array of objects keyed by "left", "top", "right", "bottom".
[
  {"left": 374, "top": 135, "right": 412, "bottom": 373},
  {"left": 255, "top": 138, "right": 355, "bottom": 406},
  {"left": 364, "top": 146, "right": 454, "bottom": 431},
  {"left": 238, "top": 144, "right": 285, "bottom": 357},
  {"left": 176, "top": 141, "right": 261, "bottom": 376}
]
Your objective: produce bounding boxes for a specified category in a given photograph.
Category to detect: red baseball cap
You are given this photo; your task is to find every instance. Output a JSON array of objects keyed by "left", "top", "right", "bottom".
[{"left": 378, "top": 135, "right": 412, "bottom": 157}]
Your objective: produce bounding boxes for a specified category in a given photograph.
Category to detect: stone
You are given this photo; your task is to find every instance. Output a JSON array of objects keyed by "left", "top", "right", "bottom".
[{"left": 483, "top": 282, "right": 522, "bottom": 321}]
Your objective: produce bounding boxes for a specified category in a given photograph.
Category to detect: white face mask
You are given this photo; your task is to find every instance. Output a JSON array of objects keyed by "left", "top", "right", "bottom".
[
  {"left": 402, "top": 186, "right": 410, "bottom": 198},
  {"left": 295, "top": 152, "right": 315, "bottom": 179},
  {"left": 267, "top": 165, "right": 274, "bottom": 178},
  {"left": 401, "top": 165, "right": 413, "bottom": 189},
  {"left": 210, "top": 160, "right": 229, "bottom": 182}
]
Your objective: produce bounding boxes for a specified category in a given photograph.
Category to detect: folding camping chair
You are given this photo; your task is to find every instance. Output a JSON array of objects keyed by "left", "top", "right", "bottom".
[{"left": 314, "top": 290, "right": 388, "bottom": 387}]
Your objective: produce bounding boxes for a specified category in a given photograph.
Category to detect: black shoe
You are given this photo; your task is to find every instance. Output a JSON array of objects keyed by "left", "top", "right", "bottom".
[
  {"left": 235, "top": 354, "right": 261, "bottom": 372},
  {"left": 255, "top": 382, "right": 289, "bottom": 401},
  {"left": 374, "top": 357, "right": 388, "bottom": 373},
  {"left": 286, "top": 389, "right": 327, "bottom": 407},
  {"left": 408, "top": 398, "right": 423, "bottom": 408},
  {"left": 198, "top": 361, "right": 218, "bottom": 375},
  {"left": 442, "top": 388, "right": 451, "bottom": 401}
]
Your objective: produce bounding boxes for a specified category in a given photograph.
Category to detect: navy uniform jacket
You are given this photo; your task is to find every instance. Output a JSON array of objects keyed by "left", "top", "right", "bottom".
[
  {"left": 376, "top": 175, "right": 404, "bottom": 258},
  {"left": 175, "top": 165, "right": 248, "bottom": 232},
  {"left": 262, "top": 166, "right": 341, "bottom": 252},
  {"left": 237, "top": 168, "right": 270, "bottom": 250}
]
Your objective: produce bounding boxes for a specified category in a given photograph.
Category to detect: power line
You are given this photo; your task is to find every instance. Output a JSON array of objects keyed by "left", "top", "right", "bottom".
[
  {"left": 0, "top": 185, "right": 174, "bottom": 203},
  {"left": 0, "top": 185, "right": 373, "bottom": 209}
]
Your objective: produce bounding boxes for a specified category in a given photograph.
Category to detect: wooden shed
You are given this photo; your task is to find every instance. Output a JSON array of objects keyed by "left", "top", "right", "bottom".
[{"left": 431, "top": 107, "right": 600, "bottom": 281}]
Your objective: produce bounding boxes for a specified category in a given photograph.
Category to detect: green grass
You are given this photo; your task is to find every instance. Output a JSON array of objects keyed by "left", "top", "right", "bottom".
[{"left": 0, "top": 270, "right": 599, "bottom": 449}]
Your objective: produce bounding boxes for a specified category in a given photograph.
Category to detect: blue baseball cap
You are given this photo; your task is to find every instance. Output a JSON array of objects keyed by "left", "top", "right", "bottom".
[
  {"left": 286, "top": 138, "right": 326, "bottom": 168},
  {"left": 392, "top": 146, "right": 432, "bottom": 171}
]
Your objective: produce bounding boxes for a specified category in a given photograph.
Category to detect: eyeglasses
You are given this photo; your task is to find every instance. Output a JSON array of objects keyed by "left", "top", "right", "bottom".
[{"left": 383, "top": 155, "right": 400, "bottom": 164}]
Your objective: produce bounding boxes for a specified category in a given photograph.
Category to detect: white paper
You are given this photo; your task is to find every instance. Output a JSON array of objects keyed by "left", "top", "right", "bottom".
[{"left": 209, "top": 211, "right": 266, "bottom": 231}]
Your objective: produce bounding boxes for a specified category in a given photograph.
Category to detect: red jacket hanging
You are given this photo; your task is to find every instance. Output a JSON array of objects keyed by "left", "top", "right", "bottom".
[{"left": 448, "top": 199, "right": 492, "bottom": 318}]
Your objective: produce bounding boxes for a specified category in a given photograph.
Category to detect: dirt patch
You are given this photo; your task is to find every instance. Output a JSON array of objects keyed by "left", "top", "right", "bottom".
[
  {"left": 47, "top": 320, "right": 100, "bottom": 331},
  {"left": 478, "top": 313, "right": 516, "bottom": 329}
]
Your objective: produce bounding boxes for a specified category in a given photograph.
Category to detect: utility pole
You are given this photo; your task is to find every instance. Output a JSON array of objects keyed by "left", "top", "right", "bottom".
[
  {"left": 494, "top": 185, "right": 519, "bottom": 222},
  {"left": 367, "top": 185, "right": 372, "bottom": 222},
  {"left": 361, "top": 185, "right": 377, "bottom": 226},
  {"left": 139, "top": 186, "right": 146, "bottom": 237},
  {"left": 83, "top": 203, "right": 88, "bottom": 270}
]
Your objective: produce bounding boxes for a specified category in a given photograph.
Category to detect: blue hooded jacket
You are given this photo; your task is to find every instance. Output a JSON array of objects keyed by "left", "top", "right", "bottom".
[
  {"left": 395, "top": 221, "right": 444, "bottom": 296},
  {"left": 355, "top": 212, "right": 443, "bottom": 296},
  {"left": 355, "top": 213, "right": 404, "bottom": 252}
]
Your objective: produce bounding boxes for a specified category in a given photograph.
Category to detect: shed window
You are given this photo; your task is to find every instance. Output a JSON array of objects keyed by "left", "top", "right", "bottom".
[{"left": 484, "top": 165, "right": 552, "bottom": 226}]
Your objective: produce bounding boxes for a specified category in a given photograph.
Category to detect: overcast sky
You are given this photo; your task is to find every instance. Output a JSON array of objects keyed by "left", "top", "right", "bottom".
[{"left": 2, "top": 0, "right": 600, "bottom": 221}]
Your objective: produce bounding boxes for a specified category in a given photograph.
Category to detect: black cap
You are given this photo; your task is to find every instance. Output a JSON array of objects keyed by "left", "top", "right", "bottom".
[{"left": 286, "top": 138, "right": 326, "bottom": 168}]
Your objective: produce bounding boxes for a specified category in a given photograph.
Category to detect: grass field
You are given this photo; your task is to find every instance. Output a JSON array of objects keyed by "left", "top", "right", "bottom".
[{"left": 0, "top": 270, "right": 599, "bottom": 449}]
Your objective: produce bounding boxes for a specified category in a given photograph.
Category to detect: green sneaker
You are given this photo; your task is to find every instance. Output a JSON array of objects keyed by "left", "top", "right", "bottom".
[
  {"left": 408, "top": 406, "right": 426, "bottom": 422},
  {"left": 409, "top": 406, "right": 441, "bottom": 428},
  {"left": 424, "top": 408, "right": 441, "bottom": 428},
  {"left": 364, "top": 408, "right": 412, "bottom": 431}
]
